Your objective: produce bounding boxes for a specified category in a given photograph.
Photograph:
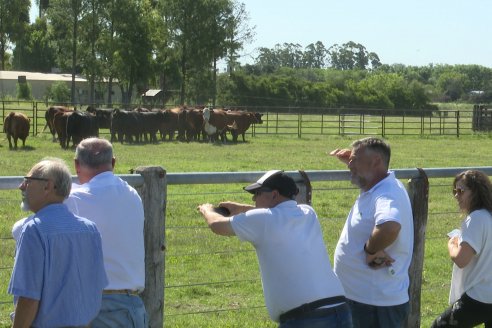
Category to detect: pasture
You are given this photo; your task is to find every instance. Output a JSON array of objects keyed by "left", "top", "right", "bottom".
[{"left": 0, "top": 132, "right": 492, "bottom": 327}]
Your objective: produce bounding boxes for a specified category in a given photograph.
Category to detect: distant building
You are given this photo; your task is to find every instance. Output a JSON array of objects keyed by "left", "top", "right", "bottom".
[
  {"left": 0, "top": 70, "right": 130, "bottom": 104},
  {"left": 142, "top": 89, "right": 163, "bottom": 107}
]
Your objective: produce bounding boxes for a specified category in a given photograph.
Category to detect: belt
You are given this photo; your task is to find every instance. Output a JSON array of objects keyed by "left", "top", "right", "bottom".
[
  {"left": 279, "top": 296, "right": 346, "bottom": 324},
  {"left": 103, "top": 289, "right": 139, "bottom": 295}
]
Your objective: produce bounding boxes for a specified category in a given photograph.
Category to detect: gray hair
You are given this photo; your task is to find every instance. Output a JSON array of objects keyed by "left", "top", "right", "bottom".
[
  {"left": 31, "top": 158, "right": 72, "bottom": 198},
  {"left": 352, "top": 137, "right": 391, "bottom": 168},
  {"left": 75, "top": 137, "right": 113, "bottom": 168}
]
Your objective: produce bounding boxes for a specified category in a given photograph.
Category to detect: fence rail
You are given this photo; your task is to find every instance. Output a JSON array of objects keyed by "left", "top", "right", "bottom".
[
  {"left": 0, "top": 100, "right": 482, "bottom": 138},
  {"left": 2, "top": 167, "right": 492, "bottom": 327}
]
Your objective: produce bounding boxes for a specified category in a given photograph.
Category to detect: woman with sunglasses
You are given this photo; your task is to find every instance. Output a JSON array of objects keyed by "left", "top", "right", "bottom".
[{"left": 432, "top": 170, "right": 492, "bottom": 328}]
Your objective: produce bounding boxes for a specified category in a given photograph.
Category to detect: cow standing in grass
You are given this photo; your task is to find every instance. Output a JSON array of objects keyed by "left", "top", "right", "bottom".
[
  {"left": 44, "top": 106, "right": 72, "bottom": 142},
  {"left": 53, "top": 111, "right": 73, "bottom": 149},
  {"left": 66, "top": 111, "right": 99, "bottom": 148},
  {"left": 158, "top": 107, "right": 184, "bottom": 141},
  {"left": 225, "top": 110, "right": 263, "bottom": 142},
  {"left": 4, "top": 112, "right": 30, "bottom": 149},
  {"left": 86, "top": 106, "right": 113, "bottom": 130},
  {"left": 202, "top": 107, "right": 235, "bottom": 143}
]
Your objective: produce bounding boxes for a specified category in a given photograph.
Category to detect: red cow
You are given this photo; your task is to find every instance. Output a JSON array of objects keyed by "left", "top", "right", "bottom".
[
  {"left": 225, "top": 110, "right": 263, "bottom": 142},
  {"left": 44, "top": 106, "right": 73, "bottom": 141},
  {"left": 53, "top": 111, "right": 73, "bottom": 148},
  {"left": 4, "top": 112, "right": 30, "bottom": 149},
  {"left": 183, "top": 108, "right": 204, "bottom": 141},
  {"left": 159, "top": 107, "right": 185, "bottom": 141}
]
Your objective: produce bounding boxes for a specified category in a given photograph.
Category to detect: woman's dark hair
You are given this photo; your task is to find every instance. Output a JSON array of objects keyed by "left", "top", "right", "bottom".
[{"left": 454, "top": 170, "right": 492, "bottom": 213}]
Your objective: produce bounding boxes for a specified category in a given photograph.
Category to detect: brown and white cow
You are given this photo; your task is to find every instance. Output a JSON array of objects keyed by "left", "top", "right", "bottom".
[
  {"left": 202, "top": 108, "right": 236, "bottom": 142},
  {"left": 225, "top": 110, "right": 263, "bottom": 142},
  {"left": 4, "top": 112, "right": 30, "bottom": 149}
]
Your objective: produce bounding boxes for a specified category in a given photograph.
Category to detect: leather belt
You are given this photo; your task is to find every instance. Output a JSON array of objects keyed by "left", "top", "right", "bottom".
[
  {"left": 279, "top": 295, "right": 346, "bottom": 323},
  {"left": 103, "top": 289, "right": 139, "bottom": 295}
]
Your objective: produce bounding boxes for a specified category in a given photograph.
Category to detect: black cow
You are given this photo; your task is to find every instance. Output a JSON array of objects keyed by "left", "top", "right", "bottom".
[
  {"left": 86, "top": 106, "right": 113, "bottom": 130},
  {"left": 139, "top": 111, "right": 169, "bottom": 143},
  {"left": 66, "top": 111, "right": 99, "bottom": 148},
  {"left": 111, "top": 109, "right": 142, "bottom": 144}
]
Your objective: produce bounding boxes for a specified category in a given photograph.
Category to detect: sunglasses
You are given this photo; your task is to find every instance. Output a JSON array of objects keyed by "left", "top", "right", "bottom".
[{"left": 452, "top": 187, "right": 468, "bottom": 195}]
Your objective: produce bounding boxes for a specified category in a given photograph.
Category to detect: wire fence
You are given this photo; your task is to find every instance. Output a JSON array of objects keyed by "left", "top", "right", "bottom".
[
  {"left": 0, "top": 100, "right": 485, "bottom": 139},
  {"left": 0, "top": 170, "right": 484, "bottom": 327},
  {"left": 161, "top": 180, "right": 458, "bottom": 327}
]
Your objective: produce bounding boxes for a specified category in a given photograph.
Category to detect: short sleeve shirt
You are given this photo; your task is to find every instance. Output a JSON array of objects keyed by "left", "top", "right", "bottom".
[
  {"left": 449, "top": 209, "right": 492, "bottom": 304},
  {"left": 334, "top": 172, "right": 414, "bottom": 306},
  {"left": 8, "top": 203, "right": 108, "bottom": 327}
]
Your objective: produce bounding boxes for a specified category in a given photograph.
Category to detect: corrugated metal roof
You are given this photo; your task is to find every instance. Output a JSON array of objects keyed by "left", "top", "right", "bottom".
[
  {"left": 142, "top": 89, "right": 162, "bottom": 97},
  {"left": 0, "top": 70, "right": 87, "bottom": 82}
]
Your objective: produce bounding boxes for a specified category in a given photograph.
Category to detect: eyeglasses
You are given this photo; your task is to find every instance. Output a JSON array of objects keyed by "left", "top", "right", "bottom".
[
  {"left": 23, "top": 176, "right": 49, "bottom": 184},
  {"left": 453, "top": 187, "right": 468, "bottom": 195},
  {"left": 254, "top": 188, "right": 273, "bottom": 197}
]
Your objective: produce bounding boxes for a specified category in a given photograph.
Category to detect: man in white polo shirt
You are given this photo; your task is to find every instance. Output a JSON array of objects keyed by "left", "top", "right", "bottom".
[
  {"left": 330, "top": 137, "right": 414, "bottom": 328},
  {"left": 198, "top": 170, "right": 352, "bottom": 327},
  {"left": 65, "top": 137, "right": 147, "bottom": 328}
]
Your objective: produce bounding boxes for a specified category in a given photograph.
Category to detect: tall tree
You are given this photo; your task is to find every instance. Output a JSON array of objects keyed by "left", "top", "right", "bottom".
[
  {"left": 12, "top": 17, "right": 56, "bottom": 72},
  {"left": 0, "top": 0, "right": 30, "bottom": 70},
  {"left": 328, "top": 41, "right": 376, "bottom": 70},
  {"left": 304, "top": 41, "right": 327, "bottom": 69},
  {"left": 111, "top": 0, "right": 153, "bottom": 105},
  {"left": 161, "top": 0, "right": 211, "bottom": 105},
  {"left": 204, "top": 0, "right": 232, "bottom": 106},
  {"left": 47, "top": 0, "right": 85, "bottom": 104},
  {"left": 224, "top": 1, "right": 254, "bottom": 75},
  {"left": 99, "top": 0, "right": 117, "bottom": 105},
  {"left": 79, "top": 0, "right": 104, "bottom": 104}
]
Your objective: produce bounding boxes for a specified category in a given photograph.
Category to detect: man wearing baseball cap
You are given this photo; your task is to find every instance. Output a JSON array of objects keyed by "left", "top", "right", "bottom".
[{"left": 198, "top": 170, "right": 352, "bottom": 327}]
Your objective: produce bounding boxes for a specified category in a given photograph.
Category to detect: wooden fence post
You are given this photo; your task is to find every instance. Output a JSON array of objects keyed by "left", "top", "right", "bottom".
[
  {"left": 295, "top": 170, "right": 312, "bottom": 205},
  {"left": 404, "top": 168, "right": 429, "bottom": 328},
  {"left": 135, "top": 166, "right": 166, "bottom": 328}
]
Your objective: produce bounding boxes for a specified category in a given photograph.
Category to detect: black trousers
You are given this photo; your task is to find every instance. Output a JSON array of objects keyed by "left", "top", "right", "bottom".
[{"left": 432, "top": 293, "right": 492, "bottom": 328}]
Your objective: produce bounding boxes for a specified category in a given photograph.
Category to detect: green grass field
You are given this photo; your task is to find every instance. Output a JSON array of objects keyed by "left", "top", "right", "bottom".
[{"left": 0, "top": 131, "right": 491, "bottom": 327}]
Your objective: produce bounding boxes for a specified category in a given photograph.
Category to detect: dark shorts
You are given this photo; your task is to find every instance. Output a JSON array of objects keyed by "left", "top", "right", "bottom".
[{"left": 278, "top": 303, "right": 353, "bottom": 328}]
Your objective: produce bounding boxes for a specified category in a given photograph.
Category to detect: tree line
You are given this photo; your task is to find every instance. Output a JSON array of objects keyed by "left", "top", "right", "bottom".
[{"left": 2, "top": 0, "right": 492, "bottom": 110}]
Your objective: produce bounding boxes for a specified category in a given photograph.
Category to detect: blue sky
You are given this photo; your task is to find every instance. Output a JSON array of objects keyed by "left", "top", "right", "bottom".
[{"left": 30, "top": 0, "right": 492, "bottom": 68}]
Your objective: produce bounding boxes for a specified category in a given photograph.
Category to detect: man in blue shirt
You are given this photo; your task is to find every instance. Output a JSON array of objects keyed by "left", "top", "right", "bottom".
[{"left": 9, "top": 158, "right": 108, "bottom": 327}]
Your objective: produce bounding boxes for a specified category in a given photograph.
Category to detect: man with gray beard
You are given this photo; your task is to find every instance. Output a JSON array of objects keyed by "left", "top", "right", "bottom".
[
  {"left": 9, "top": 158, "right": 107, "bottom": 327},
  {"left": 329, "top": 137, "right": 413, "bottom": 328}
]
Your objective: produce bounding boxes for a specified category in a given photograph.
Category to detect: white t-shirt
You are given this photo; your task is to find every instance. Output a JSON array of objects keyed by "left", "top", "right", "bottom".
[
  {"left": 449, "top": 209, "right": 492, "bottom": 304},
  {"left": 334, "top": 171, "right": 414, "bottom": 306},
  {"left": 65, "top": 171, "right": 145, "bottom": 291},
  {"left": 230, "top": 200, "right": 345, "bottom": 322},
  {"left": 12, "top": 217, "right": 30, "bottom": 243}
]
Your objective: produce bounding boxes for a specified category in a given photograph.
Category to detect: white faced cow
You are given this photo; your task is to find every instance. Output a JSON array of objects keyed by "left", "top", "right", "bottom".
[{"left": 202, "top": 107, "right": 236, "bottom": 142}]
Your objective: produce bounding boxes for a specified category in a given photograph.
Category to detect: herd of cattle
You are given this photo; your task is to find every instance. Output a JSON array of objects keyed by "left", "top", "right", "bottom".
[{"left": 2, "top": 106, "right": 264, "bottom": 149}]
